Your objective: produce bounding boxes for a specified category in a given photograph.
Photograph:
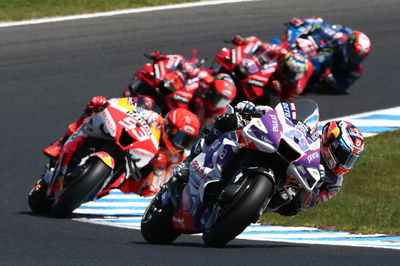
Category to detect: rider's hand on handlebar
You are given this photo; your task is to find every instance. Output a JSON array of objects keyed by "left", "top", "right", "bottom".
[
  {"left": 234, "top": 101, "right": 264, "bottom": 119},
  {"left": 235, "top": 101, "right": 256, "bottom": 114}
]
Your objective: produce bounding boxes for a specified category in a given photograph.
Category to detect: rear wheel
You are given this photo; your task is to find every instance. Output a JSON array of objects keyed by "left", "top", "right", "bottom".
[
  {"left": 202, "top": 174, "right": 274, "bottom": 247},
  {"left": 51, "top": 157, "right": 111, "bottom": 218},
  {"left": 141, "top": 186, "right": 181, "bottom": 244}
]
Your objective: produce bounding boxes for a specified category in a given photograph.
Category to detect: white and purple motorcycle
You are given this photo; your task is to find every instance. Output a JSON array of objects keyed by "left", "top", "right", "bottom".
[{"left": 141, "top": 99, "right": 322, "bottom": 247}]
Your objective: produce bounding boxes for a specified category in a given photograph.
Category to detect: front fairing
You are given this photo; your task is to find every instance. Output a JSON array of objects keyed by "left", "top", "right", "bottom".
[
  {"left": 47, "top": 100, "right": 160, "bottom": 198},
  {"left": 215, "top": 41, "right": 260, "bottom": 72},
  {"left": 135, "top": 55, "right": 184, "bottom": 87},
  {"left": 242, "top": 100, "right": 322, "bottom": 191}
]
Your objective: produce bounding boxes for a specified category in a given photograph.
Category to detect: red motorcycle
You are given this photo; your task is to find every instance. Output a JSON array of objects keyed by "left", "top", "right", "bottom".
[
  {"left": 214, "top": 37, "right": 279, "bottom": 105},
  {"left": 124, "top": 50, "right": 207, "bottom": 115},
  {"left": 28, "top": 98, "right": 160, "bottom": 217}
]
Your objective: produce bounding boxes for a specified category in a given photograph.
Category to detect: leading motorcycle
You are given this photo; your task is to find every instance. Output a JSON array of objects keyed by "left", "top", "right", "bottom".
[
  {"left": 141, "top": 99, "right": 322, "bottom": 247},
  {"left": 28, "top": 98, "right": 160, "bottom": 218}
]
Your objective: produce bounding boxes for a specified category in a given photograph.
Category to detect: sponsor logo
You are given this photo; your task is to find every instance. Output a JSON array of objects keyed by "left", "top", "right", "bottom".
[
  {"left": 296, "top": 164, "right": 307, "bottom": 174},
  {"left": 191, "top": 160, "right": 209, "bottom": 187},
  {"left": 231, "top": 49, "right": 237, "bottom": 64},
  {"left": 310, "top": 131, "right": 319, "bottom": 141},
  {"left": 282, "top": 102, "right": 292, "bottom": 119},
  {"left": 183, "top": 125, "right": 195, "bottom": 134},
  {"left": 154, "top": 64, "right": 161, "bottom": 79},
  {"left": 247, "top": 79, "right": 264, "bottom": 87},
  {"left": 244, "top": 43, "right": 254, "bottom": 54},
  {"left": 269, "top": 114, "right": 279, "bottom": 132},
  {"left": 103, "top": 111, "right": 116, "bottom": 135},
  {"left": 173, "top": 94, "right": 189, "bottom": 103},
  {"left": 307, "top": 152, "right": 320, "bottom": 163}
]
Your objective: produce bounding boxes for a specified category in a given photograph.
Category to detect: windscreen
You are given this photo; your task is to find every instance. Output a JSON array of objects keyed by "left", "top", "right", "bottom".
[{"left": 294, "top": 99, "right": 319, "bottom": 133}]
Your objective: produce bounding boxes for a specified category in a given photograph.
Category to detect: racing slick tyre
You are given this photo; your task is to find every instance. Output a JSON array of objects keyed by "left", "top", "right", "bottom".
[
  {"left": 28, "top": 180, "right": 53, "bottom": 214},
  {"left": 51, "top": 157, "right": 111, "bottom": 218},
  {"left": 141, "top": 187, "right": 181, "bottom": 244},
  {"left": 202, "top": 174, "right": 273, "bottom": 247}
]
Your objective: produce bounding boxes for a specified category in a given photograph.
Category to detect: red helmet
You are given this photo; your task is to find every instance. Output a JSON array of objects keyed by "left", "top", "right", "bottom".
[
  {"left": 279, "top": 51, "right": 309, "bottom": 81},
  {"left": 321, "top": 120, "right": 364, "bottom": 174},
  {"left": 162, "top": 108, "right": 200, "bottom": 153},
  {"left": 206, "top": 73, "right": 237, "bottom": 109},
  {"left": 158, "top": 70, "right": 185, "bottom": 96},
  {"left": 346, "top": 31, "right": 371, "bottom": 64}
]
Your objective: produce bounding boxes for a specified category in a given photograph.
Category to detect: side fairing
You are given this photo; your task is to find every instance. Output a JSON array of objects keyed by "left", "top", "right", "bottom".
[{"left": 91, "top": 103, "right": 160, "bottom": 168}]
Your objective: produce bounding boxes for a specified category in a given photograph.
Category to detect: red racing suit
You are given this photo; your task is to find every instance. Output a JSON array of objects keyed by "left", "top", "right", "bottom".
[{"left": 232, "top": 35, "right": 314, "bottom": 102}]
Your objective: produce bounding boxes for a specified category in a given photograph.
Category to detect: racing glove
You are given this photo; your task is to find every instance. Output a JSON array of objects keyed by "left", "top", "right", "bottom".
[
  {"left": 85, "top": 96, "right": 109, "bottom": 114},
  {"left": 214, "top": 113, "right": 247, "bottom": 132}
]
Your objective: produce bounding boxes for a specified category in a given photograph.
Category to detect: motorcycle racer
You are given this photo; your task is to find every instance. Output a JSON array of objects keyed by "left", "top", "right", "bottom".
[
  {"left": 123, "top": 51, "right": 211, "bottom": 115},
  {"left": 282, "top": 16, "right": 372, "bottom": 94},
  {"left": 43, "top": 95, "right": 200, "bottom": 197},
  {"left": 189, "top": 73, "right": 237, "bottom": 127},
  {"left": 230, "top": 35, "right": 314, "bottom": 103},
  {"left": 120, "top": 107, "right": 200, "bottom": 196},
  {"left": 173, "top": 101, "right": 364, "bottom": 216}
]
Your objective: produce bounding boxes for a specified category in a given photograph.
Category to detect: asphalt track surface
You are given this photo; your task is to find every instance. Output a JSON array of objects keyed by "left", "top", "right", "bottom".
[{"left": 1, "top": 0, "right": 400, "bottom": 265}]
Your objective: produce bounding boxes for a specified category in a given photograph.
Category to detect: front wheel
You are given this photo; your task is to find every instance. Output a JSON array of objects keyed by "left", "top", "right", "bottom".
[
  {"left": 141, "top": 186, "right": 181, "bottom": 244},
  {"left": 202, "top": 174, "right": 274, "bottom": 247},
  {"left": 28, "top": 180, "right": 53, "bottom": 214},
  {"left": 51, "top": 157, "right": 111, "bottom": 218}
]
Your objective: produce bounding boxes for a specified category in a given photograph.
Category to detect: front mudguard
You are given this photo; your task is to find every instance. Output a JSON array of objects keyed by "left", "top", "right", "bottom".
[{"left": 89, "top": 151, "right": 115, "bottom": 170}]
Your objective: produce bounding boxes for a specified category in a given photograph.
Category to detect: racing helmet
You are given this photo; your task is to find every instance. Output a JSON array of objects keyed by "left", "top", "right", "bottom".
[
  {"left": 158, "top": 70, "right": 185, "bottom": 96},
  {"left": 235, "top": 57, "right": 260, "bottom": 80},
  {"left": 131, "top": 95, "right": 161, "bottom": 113},
  {"left": 321, "top": 120, "right": 364, "bottom": 174},
  {"left": 346, "top": 31, "right": 371, "bottom": 64},
  {"left": 279, "top": 51, "right": 308, "bottom": 81},
  {"left": 162, "top": 108, "right": 200, "bottom": 153},
  {"left": 206, "top": 73, "right": 237, "bottom": 109}
]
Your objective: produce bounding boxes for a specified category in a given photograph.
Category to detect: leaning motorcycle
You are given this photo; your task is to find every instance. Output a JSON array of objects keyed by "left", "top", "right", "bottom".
[
  {"left": 214, "top": 38, "right": 278, "bottom": 106},
  {"left": 141, "top": 99, "right": 322, "bottom": 247},
  {"left": 124, "top": 50, "right": 207, "bottom": 115},
  {"left": 28, "top": 98, "right": 160, "bottom": 218}
]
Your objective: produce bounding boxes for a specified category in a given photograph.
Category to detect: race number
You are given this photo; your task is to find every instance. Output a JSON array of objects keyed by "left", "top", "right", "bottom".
[
  {"left": 284, "top": 129, "right": 309, "bottom": 151},
  {"left": 119, "top": 117, "right": 150, "bottom": 142}
]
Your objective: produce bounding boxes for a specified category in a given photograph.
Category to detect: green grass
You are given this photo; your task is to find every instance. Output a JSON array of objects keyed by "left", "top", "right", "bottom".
[
  {"left": 260, "top": 130, "right": 400, "bottom": 235},
  {"left": 0, "top": 0, "right": 197, "bottom": 21}
]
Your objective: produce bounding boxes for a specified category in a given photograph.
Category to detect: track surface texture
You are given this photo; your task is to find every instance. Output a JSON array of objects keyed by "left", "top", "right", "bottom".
[{"left": 1, "top": 0, "right": 400, "bottom": 265}]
